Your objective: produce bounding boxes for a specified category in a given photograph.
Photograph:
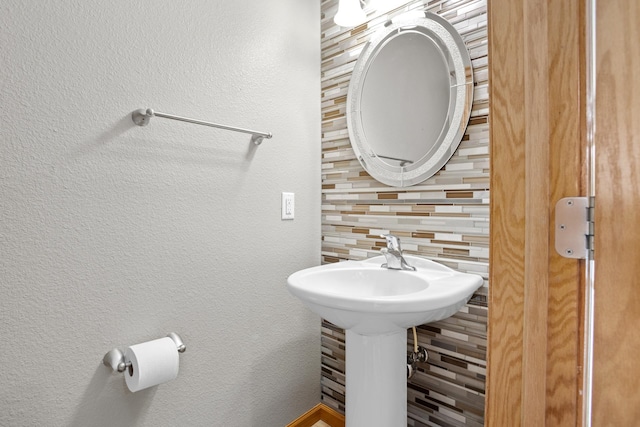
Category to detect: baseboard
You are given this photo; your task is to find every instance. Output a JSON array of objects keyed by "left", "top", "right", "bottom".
[{"left": 286, "top": 403, "right": 345, "bottom": 427}]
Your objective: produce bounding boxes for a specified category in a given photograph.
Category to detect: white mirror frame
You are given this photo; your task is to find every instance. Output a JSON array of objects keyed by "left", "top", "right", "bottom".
[{"left": 347, "top": 12, "right": 474, "bottom": 187}]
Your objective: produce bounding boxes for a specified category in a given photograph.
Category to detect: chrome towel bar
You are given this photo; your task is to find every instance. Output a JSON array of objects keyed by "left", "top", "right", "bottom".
[{"left": 132, "top": 108, "right": 273, "bottom": 145}]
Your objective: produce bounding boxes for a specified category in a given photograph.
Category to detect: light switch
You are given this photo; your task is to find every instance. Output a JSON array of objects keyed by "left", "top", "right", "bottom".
[{"left": 282, "top": 192, "right": 294, "bottom": 220}]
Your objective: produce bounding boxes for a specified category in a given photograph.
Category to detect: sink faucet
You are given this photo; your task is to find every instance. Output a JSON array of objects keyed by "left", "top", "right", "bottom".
[{"left": 380, "top": 234, "right": 416, "bottom": 271}]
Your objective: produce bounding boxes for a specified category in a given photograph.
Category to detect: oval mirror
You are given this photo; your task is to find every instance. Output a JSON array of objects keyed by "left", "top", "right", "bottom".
[{"left": 347, "top": 12, "right": 473, "bottom": 187}]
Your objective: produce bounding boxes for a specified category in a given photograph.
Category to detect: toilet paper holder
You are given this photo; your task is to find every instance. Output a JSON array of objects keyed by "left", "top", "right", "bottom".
[{"left": 103, "top": 332, "right": 186, "bottom": 373}]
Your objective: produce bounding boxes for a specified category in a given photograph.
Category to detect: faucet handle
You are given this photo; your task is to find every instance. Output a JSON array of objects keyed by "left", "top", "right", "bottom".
[{"left": 380, "top": 234, "right": 401, "bottom": 251}]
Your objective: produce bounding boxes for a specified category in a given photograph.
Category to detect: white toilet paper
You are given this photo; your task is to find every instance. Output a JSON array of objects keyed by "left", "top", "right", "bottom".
[{"left": 124, "top": 337, "right": 179, "bottom": 392}]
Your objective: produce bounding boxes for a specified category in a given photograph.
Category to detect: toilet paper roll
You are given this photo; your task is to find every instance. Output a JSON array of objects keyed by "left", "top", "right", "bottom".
[{"left": 124, "top": 337, "right": 179, "bottom": 392}]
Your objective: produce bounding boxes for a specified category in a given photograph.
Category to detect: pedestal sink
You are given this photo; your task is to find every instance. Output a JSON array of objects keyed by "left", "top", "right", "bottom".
[{"left": 287, "top": 255, "right": 483, "bottom": 427}]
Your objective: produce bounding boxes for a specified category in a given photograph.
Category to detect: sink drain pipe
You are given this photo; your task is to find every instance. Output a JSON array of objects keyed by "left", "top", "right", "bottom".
[{"left": 407, "top": 326, "right": 428, "bottom": 379}]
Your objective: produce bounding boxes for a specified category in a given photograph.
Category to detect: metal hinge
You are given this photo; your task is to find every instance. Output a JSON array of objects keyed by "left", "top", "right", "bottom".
[{"left": 555, "top": 196, "right": 595, "bottom": 260}]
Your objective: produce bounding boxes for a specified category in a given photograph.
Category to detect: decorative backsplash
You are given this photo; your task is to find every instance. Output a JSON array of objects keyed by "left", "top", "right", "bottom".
[{"left": 319, "top": 0, "right": 489, "bottom": 425}]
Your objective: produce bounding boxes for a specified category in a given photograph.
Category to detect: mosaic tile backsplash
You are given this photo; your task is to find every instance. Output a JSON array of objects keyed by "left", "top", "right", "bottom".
[{"left": 320, "top": 0, "right": 489, "bottom": 425}]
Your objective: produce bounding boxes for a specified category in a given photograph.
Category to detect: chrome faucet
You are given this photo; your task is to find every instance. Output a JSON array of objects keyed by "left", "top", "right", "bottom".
[{"left": 380, "top": 234, "right": 416, "bottom": 271}]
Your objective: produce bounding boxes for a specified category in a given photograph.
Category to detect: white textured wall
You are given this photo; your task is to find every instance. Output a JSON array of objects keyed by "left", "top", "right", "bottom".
[{"left": 0, "top": 1, "right": 321, "bottom": 426}]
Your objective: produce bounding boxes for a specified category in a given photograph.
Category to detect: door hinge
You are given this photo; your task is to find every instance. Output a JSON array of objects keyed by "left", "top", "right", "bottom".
[{"left": 555, "top": 196, "right": 594, "bottom": 260}]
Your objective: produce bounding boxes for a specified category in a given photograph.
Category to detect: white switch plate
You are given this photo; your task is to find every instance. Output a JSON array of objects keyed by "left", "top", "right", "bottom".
[{"left": 281, "top": 192, "right": 294, "bottom": 220}]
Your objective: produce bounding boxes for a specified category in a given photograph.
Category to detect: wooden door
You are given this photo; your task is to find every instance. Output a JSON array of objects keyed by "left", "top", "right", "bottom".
[
  {"left": 487, "top": 0, "right": 584, "bottom": 424},
  {"left": 592, "top": 0, "right": 640, "bottom": 424},
  {"left": 487, "top": 0, "right": 640, "bottom": 425}
]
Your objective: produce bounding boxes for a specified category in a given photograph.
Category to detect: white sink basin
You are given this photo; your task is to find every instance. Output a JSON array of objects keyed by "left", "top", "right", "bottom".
[
  {"left": 287, "top": 255, "right": 483, "bottom": 335},
  {"left": 287, "top": 254, "right": 483, "bottom": 427}
]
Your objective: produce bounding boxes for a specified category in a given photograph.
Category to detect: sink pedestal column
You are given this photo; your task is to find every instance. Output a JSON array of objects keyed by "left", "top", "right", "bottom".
[{"left": 345, "top": 328, "right": 407, "bottom": 427}]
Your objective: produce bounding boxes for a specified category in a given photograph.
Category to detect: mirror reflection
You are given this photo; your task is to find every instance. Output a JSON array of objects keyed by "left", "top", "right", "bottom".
[{"left": 361, "top": 31, "right": 450, "bottom": 167}]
